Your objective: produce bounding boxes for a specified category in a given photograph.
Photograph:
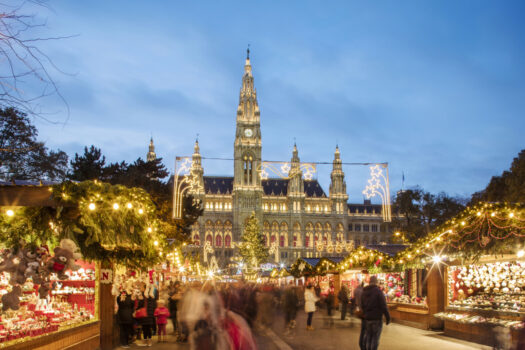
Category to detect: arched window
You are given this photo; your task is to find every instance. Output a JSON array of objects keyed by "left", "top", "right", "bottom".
[
  {"left": 192, "top": 222, "right": 200, "bottom": 246},
  {"left": 305, "top": 235, "right": 310, "bottom": 248},
  {"left": 206, "top": 234, "right": 212, "bottom": 245},
  {"left": 243, "top": 154, "right": 254, "bottom": 185},
  {"left": 293, "top": 222, "right": 301, "bottom": 247},
  {"left": 263, "top": 221, "right": 270, "bottom": 247},
  {"left": 224, "top": 221, "right": 232, "bottom": 247},
  {"left": 225, "top": 234, "right": 231, "bottom": 248},
  {"left": 263, "top": 235, "right": 267, "bottom": 246},
  {"left": 306, "top": 223, "right": 313, "bottom": 248},
  {"left": 280, "top": 222, "right": 288, "bottom": 247},
  {"left": 271, "top": 221, "right": 279, "bottom": 245},
  {"left": 215, "top": 234, "right": 222, "bottom": 247}
]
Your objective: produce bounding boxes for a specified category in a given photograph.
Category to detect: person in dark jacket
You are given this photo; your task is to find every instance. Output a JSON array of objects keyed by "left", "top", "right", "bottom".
[
  {"left": 117, "top": 290, "right": 135, "bottom": 348},
  {"left": 136, "top": 284, "right": 158, "bottom": 347},
  {"left": 338, "top": 285, "right": 349, "bottom": 320},
  {"left": 282, "top": 282, "right": 299, "bottom": 335},
  {"left": 168, "top": 281, "right": 181, "bottom": 336},
  {"left": 361, "top": 276, "right": 390, "bottom": 350}
]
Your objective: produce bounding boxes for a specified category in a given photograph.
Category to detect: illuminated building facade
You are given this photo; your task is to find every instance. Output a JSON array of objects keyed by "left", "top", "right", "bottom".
[{"left": 183, "top": 52, "right": 392, "bottom": 267}]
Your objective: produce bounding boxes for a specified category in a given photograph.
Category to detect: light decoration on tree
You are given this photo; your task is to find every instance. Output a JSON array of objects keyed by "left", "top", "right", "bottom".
[
  {"left": 336, "top": 246, "right": 393, "bottom": 272},
  {"left": 257, "top": 161, "right": 316, "bottom": 180},
  {"left": 393, "top": 202, "right": 525, "bottom": 264},
  {"left": 173, "top": 157, "right": 204, "bottom": 219},
  {"left": 362, "top": 164, "right": 392, "bottom": 222}
]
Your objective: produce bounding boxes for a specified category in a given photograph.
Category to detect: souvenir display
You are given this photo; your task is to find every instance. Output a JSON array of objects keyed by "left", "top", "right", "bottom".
[
  {"left": 448, "top": 262, "right": 525, "bottom": 314},
  {"left": 434, "top": 312, "right": 525, "bottom": 330},
  {"left": 0, "top": 240, "right": 96, "bottom": 344}
]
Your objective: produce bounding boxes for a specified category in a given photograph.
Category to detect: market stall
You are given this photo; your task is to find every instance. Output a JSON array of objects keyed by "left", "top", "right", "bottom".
[
  {"left": 395, "top": 202, "right": 525, "bottom": 347},
  {"left": 435, "top": 257, "right": 525, "bottom": 346}
]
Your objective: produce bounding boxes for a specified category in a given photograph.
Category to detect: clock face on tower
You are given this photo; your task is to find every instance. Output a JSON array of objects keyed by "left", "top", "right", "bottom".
[{"left": 244, "top": 128, "right": 253, "bottom": 138}]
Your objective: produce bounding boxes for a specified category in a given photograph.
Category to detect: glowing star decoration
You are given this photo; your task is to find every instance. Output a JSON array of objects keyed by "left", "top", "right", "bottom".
[
  {"left": 362, "top": 163, "right": 392, "bottom": 222},
  {"left": 173, "top": 156, "right": 204, "bottom": 219},
  {"left": 257, "top": 161, "right": 317, "bottom": 181},
  {"left": 298, "top": 262, "right": 306, "bottom": 272}
]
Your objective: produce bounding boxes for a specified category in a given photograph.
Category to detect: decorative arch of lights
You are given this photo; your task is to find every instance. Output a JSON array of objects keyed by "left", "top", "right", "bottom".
[
  {"left": 362, "top": 164, "right": 392, "bottom": 222},
  {"left": 172, "top": 155, "right": 391, "bottom": 222},
  {"left": 173, "top": 156, "right": 204, "bottom": 219}
]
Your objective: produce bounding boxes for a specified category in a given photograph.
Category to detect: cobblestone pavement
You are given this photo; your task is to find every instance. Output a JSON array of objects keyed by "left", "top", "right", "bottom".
[
  {"left": 266, "top": 310, "right": 493, "bottom": 350},
  {"left": 114, "top": 311, "right": 493, "bottom": 350}
]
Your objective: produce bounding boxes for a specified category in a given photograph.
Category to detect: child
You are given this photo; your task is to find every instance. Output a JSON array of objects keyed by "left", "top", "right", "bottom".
[{"left": 154, "top": 300, "right": 170, "bottom": 342}]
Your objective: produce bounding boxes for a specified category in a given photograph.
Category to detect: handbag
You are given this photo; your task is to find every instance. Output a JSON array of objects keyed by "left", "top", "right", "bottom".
[{"left": 134, "top": 298, "right": 148, "bottom": 319}]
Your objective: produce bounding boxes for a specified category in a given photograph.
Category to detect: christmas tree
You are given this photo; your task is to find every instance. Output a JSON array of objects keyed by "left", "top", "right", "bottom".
[{"left": 239, "top": 212, "right": 269, "bottom": 271}]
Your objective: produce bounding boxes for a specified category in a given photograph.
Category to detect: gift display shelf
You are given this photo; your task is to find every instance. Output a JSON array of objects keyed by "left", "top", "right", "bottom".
[{"left": 388, "top": 302, "right": 431, "bottom": 330}]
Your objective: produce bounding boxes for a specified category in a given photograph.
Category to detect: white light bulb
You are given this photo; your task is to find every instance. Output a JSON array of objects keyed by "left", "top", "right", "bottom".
[
  {"left": 138, "top": 208, "right": 144, "bottom": 215},
  {"left": 6, "top": 209, "right": 14, "bottom": 217},
  {"left": 517, "top": 250, "right": 525, "bottom": 258},
  {"left": 127, "top": 203, "right": 132, "bottom": 209},
  {"left": 88, "top": 203, "right": 96, "bottom": 211},
  {"left": 113, "top": 203, "right": 119, "bottom": 210}
]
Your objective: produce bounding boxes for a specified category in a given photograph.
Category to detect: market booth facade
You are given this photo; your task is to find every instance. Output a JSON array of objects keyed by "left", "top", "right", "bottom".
[{"left": 0, "top": 181, "right": 166, "bottom": 350}]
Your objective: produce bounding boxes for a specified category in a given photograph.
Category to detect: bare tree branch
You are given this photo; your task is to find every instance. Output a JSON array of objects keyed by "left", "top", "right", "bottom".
[{"left": 0, "top": 0, "right": 74, "bottom": 125}]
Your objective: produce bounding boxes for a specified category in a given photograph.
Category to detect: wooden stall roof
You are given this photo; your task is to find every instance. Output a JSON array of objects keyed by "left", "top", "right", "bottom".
[{"left": 0, "top": 181, "right": 59, "bottom": 207}]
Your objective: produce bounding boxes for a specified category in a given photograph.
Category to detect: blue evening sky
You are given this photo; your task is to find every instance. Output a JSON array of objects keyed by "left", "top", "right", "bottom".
[{"left": 27, "top": 1, "right": 525, "bottom": 202}]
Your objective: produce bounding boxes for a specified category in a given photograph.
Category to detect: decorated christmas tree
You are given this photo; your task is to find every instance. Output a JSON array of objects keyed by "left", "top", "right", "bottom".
[{"left": 239, "top": 212, "right": 269, "bottom": 271}]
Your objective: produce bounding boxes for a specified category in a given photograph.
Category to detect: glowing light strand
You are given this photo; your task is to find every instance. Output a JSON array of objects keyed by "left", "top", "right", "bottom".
[{"left": 362, "top": 164, "right": 392, "bottom": 222}]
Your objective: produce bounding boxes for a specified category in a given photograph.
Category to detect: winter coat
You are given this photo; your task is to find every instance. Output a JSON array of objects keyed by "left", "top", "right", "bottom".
[
  {"left": 361, "top": 285, "right": 390, "bottom": 323},
  {"left": 136, "top": 294, "right": 158, "bottom": 325},
  {"left": 116, "top": 293, "right": 134, "bottom": 324},
  {"left": 337, "top": 288, "right": 349, "bottom": 304},
  {"left": 304, "top": 288, "right": 319, "bottom": 313},
  {"left": 154, "top": 306, "right": 170, "bottom": 325},
  {"left": 283, "top": 287, "right": 299, "bottom": 313}
]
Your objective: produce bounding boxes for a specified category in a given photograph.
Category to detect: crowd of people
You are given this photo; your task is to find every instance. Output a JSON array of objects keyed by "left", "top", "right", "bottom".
[{"left": 113, "top": 275, "right": 391, "bottom": 350}]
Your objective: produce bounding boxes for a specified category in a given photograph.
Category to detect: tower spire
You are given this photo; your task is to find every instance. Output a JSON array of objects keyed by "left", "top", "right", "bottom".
[{"left": 147, "top": 137, "right": 156, "bottom": 162}]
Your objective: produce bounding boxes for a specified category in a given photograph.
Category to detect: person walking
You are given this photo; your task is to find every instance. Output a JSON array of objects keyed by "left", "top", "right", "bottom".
[
  {"left": 116, "top": 289, "right": 135, "bottom": 348},
  {"left": 154, "top": 300, "right": 170, "bottom": 343},
  {"left": 361, "top": 276, "right": 390, "bottom": 350},
  {"left": 338, "top": 285, "right": 349, "bottom": 320},
  {"left": 354, "top": 282, "right": 365, "bottom": 350},
  {"left": 282, "top": 281, "right": 299, "bottom": 335},
  {"left": 324, "top": 282, "right": 335, "bottom": 327},
  {"left": 304, "top": 283, "right": 319, "bottom": 331},
  {"left": 168, "top": 282, "right": 181, "bottom": 336}
]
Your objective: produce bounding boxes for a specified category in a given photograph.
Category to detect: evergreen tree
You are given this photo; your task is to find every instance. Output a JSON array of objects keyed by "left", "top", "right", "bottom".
[
  {"left": 68, "top": 145, "right": 106, "bottom": 181},
  {"left": 0, "top": 107, "right": 68, "bottom": 181},
  {"left": 239, "top": 212, "right": 268, "bottom": 270}
]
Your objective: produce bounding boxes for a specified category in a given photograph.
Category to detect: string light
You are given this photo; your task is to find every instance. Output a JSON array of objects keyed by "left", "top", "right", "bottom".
[
  {"left": 113, "top": 203, "right": 119, "bottom": 210},
  {"left": 6, "top": 209, "right": 14, "bottom": 217},
  {"left": 432, "top": 255, "right": 442, "bottom": 263},
  {"left": 138, "top": 208, "right": 144, "bottom": 215},
  {"left": 127, "top": 203, "right": 133, "bottom": 209},
  {"left": 154, "top": 240, "right": 158, "bottom": 246},
  {"left": 518, "top": 250, "right": 525, "bottom": 258},
  {"left": 509, "top": 213, "right": 515, "bottom": 218},
  {"left": 147, "top": 227, "right": 152, "bottom": 233},
  {"left": 88, "top": 203, "right": 96, "bottom": 211}
]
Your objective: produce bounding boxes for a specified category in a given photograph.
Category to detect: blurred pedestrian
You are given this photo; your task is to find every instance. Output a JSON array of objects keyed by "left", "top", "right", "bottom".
[
  {"left": 354, "top": 282, "right": 365, "bottom": 350},
  {"left": 116, "top": 289, "right": 135, "bottom": 348},
  {"left": 361, "top": 276, "right": 390, "bottom": 350},
  {"left": 324, "top": 281, "right": 335, "bottom": 327},
  {"left": 154, "top": 300, "right": 170, "bottom": 343},
  {"left": 338, "top": 285, "right": 349, "bottom": 320},
  {"left": 282, "top": 281, "right": 299, "bottom": 335},
  {"left": 304, "top": 283, "right": 319, "bottom": 331}
]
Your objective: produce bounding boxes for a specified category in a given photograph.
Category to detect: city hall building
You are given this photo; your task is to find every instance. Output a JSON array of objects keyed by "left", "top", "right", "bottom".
[{"left": 170, "top": 53, "right": 393, "bottom": 268}]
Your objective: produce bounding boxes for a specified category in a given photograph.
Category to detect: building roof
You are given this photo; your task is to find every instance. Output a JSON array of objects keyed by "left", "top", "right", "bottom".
[
  {"left": 347, "top": 202, "right": 383, "bottom": 214},
  {"left": 203, "top": 177, "right": 233, "bottom": 195},
  {"left": 202, "top": 176, "right": 327, "bottom": 198}
]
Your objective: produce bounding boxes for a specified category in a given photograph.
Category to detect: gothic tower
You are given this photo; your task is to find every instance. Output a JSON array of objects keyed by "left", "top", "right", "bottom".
[
  {"left": 287, "top": 143, "right": 305, "bottom": 213},
  {"left": 329, "top": 146, "right": 349, "bottom": 214},
  {"left": 147, "top": 137, "right": 156, "bottom": 162},
  {"left": 189, "top": 139, "right": 205, "bottom": 200},
  {"left": 233, "top": 49, "right": 263, "bottom": 240}
]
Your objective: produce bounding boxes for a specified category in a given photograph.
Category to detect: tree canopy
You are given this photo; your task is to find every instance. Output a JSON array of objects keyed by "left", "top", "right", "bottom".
[
  {"left": 0, "top": 107, "right": 68, "bottom": 181},
  {"left": 238, "top": 213, "right": 268, "bottom": 270},
  {"left": 393, "top": 187, "right": 466, "bottom": 242},
  {"left": 472, "top": 149, "right": 525, "bottom": 204}
]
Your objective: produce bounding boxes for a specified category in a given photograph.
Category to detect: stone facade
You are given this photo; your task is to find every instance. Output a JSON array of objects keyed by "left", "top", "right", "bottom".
[{"left": 182, "top": 53, "right": 392, "bottom": 268}]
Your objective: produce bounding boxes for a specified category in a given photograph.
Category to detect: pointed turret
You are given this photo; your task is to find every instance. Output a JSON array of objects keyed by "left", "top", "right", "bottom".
[
  {"left": 287, "top": 143, "right": 305, "bottom": 213},
  {"left": 329, "top": 145, "right": 348, "bottom": 214},
  {"left": 189, "top": 139, "right": 205, "bottom": 196},
  {"left": 147, "top": 137, "right": 156, "bottom": 162}
]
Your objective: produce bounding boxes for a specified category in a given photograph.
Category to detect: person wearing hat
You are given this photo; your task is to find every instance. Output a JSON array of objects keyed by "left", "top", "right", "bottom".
[{"left": 361, "top": 275, "right": 390, "bottom": 350}]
